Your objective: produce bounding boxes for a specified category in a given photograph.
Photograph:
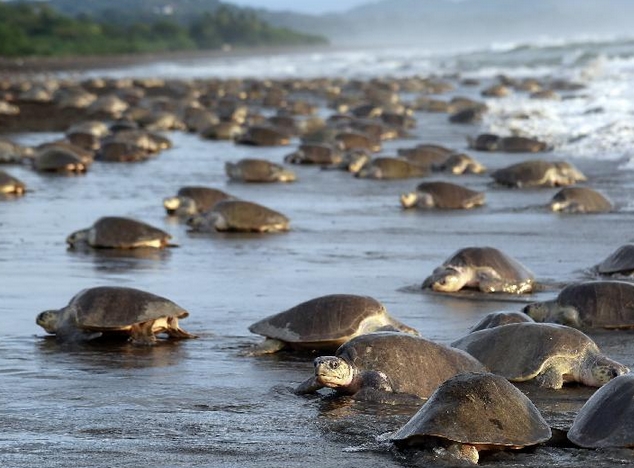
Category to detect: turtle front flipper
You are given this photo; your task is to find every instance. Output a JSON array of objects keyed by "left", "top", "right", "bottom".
[
  {"left": 129, "top": 320, "right": 158, "bottom": 346},
  {"left": 242, "top": 338, "right": 287, "bottom": 356},
  {"left": 535, "top": 365, "right": 565, "bottom": 389},
  {"left": 295, "top": 376, "right": 324, "bottom": 394},
  {"left": 165, "top": 316, "right": 197, "bottom": 339}
]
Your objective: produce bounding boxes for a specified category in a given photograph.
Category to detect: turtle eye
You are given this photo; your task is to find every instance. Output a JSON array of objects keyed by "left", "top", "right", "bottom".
[{"left": 331, "top": 361, "right": 339, "bottom": 369}]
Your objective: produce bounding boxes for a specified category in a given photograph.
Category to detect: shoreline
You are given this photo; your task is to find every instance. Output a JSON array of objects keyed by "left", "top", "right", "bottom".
[{"left": 0, "top": 44, "right": 337, "bottom": 77}]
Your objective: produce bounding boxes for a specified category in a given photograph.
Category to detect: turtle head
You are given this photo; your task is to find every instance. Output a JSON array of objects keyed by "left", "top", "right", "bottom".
[
  {"left": 164, "top": 196, "right": 197, "bottom": 216},
  {"left": 582, "top": 355, "right": 629, "bottom": 387},
  {"left": 399, "top": 192, "right": 418, "bottom": 209},
  {"left": 66, "top": 228, "right": 89, "bottom": 247},
  {"left": 314, "top": 356, "right": 355, "bottom": 389},
  {"left": 422, "top": 267, "right": 467, "bottom": 292},
  {"left": 36, "top": 310, "right": 61, "bottom": 334}
]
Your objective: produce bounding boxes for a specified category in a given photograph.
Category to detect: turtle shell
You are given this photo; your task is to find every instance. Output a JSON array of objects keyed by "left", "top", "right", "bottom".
[
  {"left": 444, "top": 246, "right": 533, "bottom": 282},
  {"left": 491, "top": 160, "right": 553, "bottom": 187},
  {"left": 67, "top": 286, "right": 189, "bottom": 330},
  {"left": 248, "top": 294, "right": 393, "bottom": 349},
  {"left": 177, "top": 186, "right": 232, "bottom": 213},
  {"left": 89, "top": 216, "right": 171, "bottom": 248},
  {"left": 554, "top": 281, "right": 634, "bottom": 328},
  {"left": 568, "top": 373, "right": 634, "bottom": 448},
  {"left": 337, "top": 332, "right": 486, "bottom": 398},
  {"left": 414, "top": 181, "right": 484, "bottom": 209},
  {"left": 470, "top": 311, "right": 534, "bottom": 332},
  {"left": 226, "top": 158, "right": 291, "bottom": 182},
  {"left": 451, "top": 323, "right": 596, "bottom": 381},
  {"left": 391, "top": 372, "right": 551, "bottom": 448},
  {"left": 597, "top": 245, "right": 634, "bottom": 275},
  {"left": 551, "top": 187, "right": 613, "bottom": 213},
  {"left": 212, "top": 200, "right": 289, "bottom": 232}
]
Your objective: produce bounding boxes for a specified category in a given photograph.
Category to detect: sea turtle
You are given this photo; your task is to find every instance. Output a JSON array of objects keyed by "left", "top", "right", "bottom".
[
  {"left": 491, "top": 160, "right": 586, "bottom": 188},
  {"left": 0, "top": 170, "right": 26, "bottom": 195},
  {"left": 469, "top": 311, "right": 534, "bottom": 332},
  {"left": 523, "top": 280, "right": 634, "bottom": 329},
  {"left": 295, "top": 332, "right": 485, "bottom": 401},
  {"left": 595, "top": 244, "right": 634, "bottom": 277},
  {"left": 549, "top": 187, "right": 613, "bottom": 213},
  {"left": 87, "top": 94, "right": 129, "bottom": 117},
  {"left": 451, "top": 322, "right": 628, "bottom": 389},
  {"left": 284, "top": 143, "right": 343, "bottom": 165},
  {"left": 67, "top": 216, "right": 175, "bottom": 249},
  {"left": 225, "top": 158, "right": 296, "bottom": 183},
  {"left": 32, "top": 147, "right": 88, "bottom": 173},
  {"left": 334, "top": 131, "right": 381, "bottom": 152},
  {"left": 498, "top": 136, "right": 549, "bottom": 153},
  {"left": 163, "top": 186, "right": 233, "bottom": 217},
  {"left": 481, "top": 83, "right": 511, "bottom": 97},
  {"left": 187, "top": 200, "right": 289, "bottom": 233},
  {"left": 247, "top": 294, "right": 419, "bottom": 355},
  {"left": 236, "top": 125, "right": 291, "bottom": 146},
  {"left": 390, "top": 372, "right": 551, "bottom": 465},
  {"left": 397, "top": 144, "right": 453, "bottom": 170},
  {"left": 35, "top": 286, "right": 196, "bottom": 345},
  {"left": 400, "top": 181, "right": 485, "bottom": 210},
  {"left": 356, "top": 157, "right": 427, "bottom": 180},
  {"left": 432, "top": 153, "right": 486, "bottom": 174},
  {"left": 201, "top": 122, "right": 243, "bottom": 140},
  {"left": 422, "top": 247, "right": 535, "bottom": 294},
  {"left": 567, "top": 373, "right": 634, "bottom": 448},
  {"left": 66, "top": 120, "right": 110, "bottom": 138},
  {"left": 468, "top": 133, "right": 500, "bottom": 151},
  {"left": 96, "top": 141, "right": 151, "bottom": 163}
]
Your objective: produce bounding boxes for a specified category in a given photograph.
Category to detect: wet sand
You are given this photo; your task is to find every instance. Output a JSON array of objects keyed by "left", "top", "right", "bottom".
[{"left": 1, "top": 70, "right": 634, "bottom": 467}]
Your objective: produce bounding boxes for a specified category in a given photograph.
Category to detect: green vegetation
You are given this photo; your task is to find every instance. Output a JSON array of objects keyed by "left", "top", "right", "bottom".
[{"left": 0, "top": 3, "right": 327, "bottom": 57}]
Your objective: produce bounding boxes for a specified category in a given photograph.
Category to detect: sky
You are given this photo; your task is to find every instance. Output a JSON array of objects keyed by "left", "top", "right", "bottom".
[{"left": 224, "top": 0, "right": 372, "bottom": 15}]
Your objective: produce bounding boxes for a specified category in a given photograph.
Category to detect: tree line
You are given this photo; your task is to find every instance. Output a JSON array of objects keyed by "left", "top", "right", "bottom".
[{"left": 0, "top": 3, "right": 328, "bottom": 57}]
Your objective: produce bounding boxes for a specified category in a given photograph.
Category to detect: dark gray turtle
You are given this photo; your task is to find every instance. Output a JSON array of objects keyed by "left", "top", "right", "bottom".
[
  {"left": 237, "top": 125, "right": 291, "bottom": 146},
  {"left": 549, "top": 187, "right": 613, "bottom": 213},
  {"left": 469, "top": 311, "right": 534, "bottom": 332},
  {"left": 400, "top": 181, "right": 485, "bottom": 210},
  {"left": 0, "top": 170, "right": 26, "bottom": 195},
  {"left": 468, "top": 133, "right": 500, "bottom": 151},
  {"left": 67, "top": 216, "right": 174, "bottom": 249},
  {"left": 187, "top": 200, "right": 289, "bottom": 233},
  {"left": 334, "top": 131, "right": 381, "bottom": 152},
  {"left": 225, "top": 158, "right": 296, "bottom": 183},
  {"left": 432, "top": 153, "right": 486, "bottom": 174},
  {"left": 247, "top": 294, "right": 419, "bottom": 355},
  {"left": 568, "top": 373, "right": 634, "bottom": 448},
  {"left": 283, "top": 143, "right": 343, "bottom": 165},
  {"left": 422, "top": 247, "right": 535, "bottom": 294},
  {"left": 200, "top": 121, "right": 243, "bottom": 140},
  {"left": 96, "top": 141, "right": 151, "bottom": 163},
  {"left": 32, "top": 147, "right": 88, "bottom": 173},
  {"left": 397, "top": 144, "right": 453, "bottom": 170},
  {"left": 498, "top": 136, "right": 548, "bottom": 152},
  {"left": 295, "top": 332, "right": 485, "bottom": 402},
  {"left": 491, "top": 160, "right": 586, "bottom": 188},
  {"left": 163, "top": 186, "right": 233, "bottom": 217},
  {"left": 596, "top": 245, "right": 634, "bottom": 276},
  {"left": 36, "top": 286, "right": 196, "bottom": 345},
  {"left": 524, "top": 280, "right": 634, "bottom": 329},
  {"left": 356, "top": 157, "right": 427, "bottom": 180},
  {"left": 452, "top": 323, "right": 628, "bottom": 389},
  {"left": 391, "top": 372, "right": 551, "bottom": 465}
]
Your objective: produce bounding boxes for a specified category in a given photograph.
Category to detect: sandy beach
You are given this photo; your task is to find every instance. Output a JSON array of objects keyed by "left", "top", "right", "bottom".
[{"left": 1, "top": 46, "right": 634, "bottom": 468}]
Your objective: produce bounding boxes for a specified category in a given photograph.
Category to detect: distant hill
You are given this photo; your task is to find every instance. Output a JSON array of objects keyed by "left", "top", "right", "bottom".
[{"left": 258, "top": 0, "right": 634, "bottom": 47}]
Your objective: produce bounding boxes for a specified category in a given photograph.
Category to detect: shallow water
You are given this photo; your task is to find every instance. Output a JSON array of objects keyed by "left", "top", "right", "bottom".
[{"left": 2, "top": 67, "right": 634, "bottom": 467}]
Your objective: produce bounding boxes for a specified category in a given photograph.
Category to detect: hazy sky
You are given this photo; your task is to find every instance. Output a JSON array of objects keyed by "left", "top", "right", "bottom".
[{"left": 224, "top": 0, "right": 371, "bottom": 15}]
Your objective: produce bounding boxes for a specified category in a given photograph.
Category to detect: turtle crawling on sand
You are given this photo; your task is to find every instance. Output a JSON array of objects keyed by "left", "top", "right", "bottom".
[
  {"left": 524, "top": 280, "right": 634, "bottom": 329},
  {"left": 451, "top": 322, "right": 628, "bottom": 389},
  {"left": 422, "top": 246, "right": 534, "bottom": 294},
  {"left": 595, "top": 245, "right": 634, "bottom": 277},
  {"left": 67, "top": 216, "right": 174, "bottom": 249},
  {"left": 187, "top": 200, "right": 289, "bottom": 233},
  {"left": 400, "top": 181, "right": 485, "bottom": 210},
  {"left": 295, "top": 332, "right": 485, "bottom": 402},
  {"left": 491, "top": 160, "right": 586, "bottom": 188},
  {"left": 549, "top": 186, "right": 613, "bottom": 213},
  {"left": 391, "top": 372, "right": 552, "bottom": 464},
  {"left": 163, "top": 186, "right": 233, "bottom": 217},
  {"left": 568, "top": 373, "right": 634, "bottom": 448},
  {"left": 247, "top": 294, "right": 418, "bottom": 355},
  {"left": 0, "top": 170, "right": 26, "bottom": 195},
  {"left": 36, "top": 286, "right": 197, "bottom": 345},
  {"left": 225, "top": 158, "right": 296, "bottom": 183}
]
